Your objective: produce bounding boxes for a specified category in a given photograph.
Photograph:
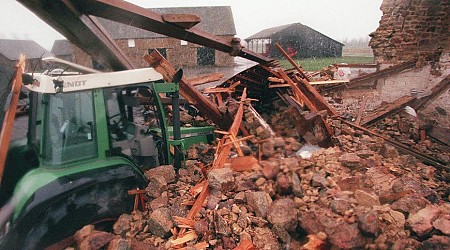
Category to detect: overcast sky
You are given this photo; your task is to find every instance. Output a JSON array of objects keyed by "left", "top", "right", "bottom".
[{"left": 1, "top": 0, "right": 383, "bottom": 50}]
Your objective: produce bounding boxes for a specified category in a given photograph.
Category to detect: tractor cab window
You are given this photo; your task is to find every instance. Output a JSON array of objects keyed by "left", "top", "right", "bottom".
[
  {"left": 104, "top": 85, "right": 162, "bottom": 167},
  {"left": 42, "top": 91, "right": 97, "bottom": 165},
  {"left": 104, "top": 85, "right": 162, "bottom": 142}
]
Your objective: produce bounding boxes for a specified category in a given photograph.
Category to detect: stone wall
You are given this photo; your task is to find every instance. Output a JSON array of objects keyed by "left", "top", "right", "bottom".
[
  {"left": 369, "top": 0, "right": 450, "bottom": 64},
  {"left": 71, "top": 36, "right": 235, "bottom": 69}
]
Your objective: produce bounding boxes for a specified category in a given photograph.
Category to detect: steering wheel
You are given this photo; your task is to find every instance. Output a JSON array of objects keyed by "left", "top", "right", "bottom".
[
  {"left": 109, "top": 113, "right": 122, "bottom": 121},
  {"left": 108, "top": 114, "right": 127, "bottom": 140}
]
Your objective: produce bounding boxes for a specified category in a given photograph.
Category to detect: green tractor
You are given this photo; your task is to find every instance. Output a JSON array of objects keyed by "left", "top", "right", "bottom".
[{"left": 0, "top": 65, "right": 215, "bottom": 249}]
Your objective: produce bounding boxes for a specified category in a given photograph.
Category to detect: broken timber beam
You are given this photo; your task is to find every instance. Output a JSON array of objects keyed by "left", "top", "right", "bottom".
[
  {"left": 355, "top": 95, "right": 369, "bottom": 125},
  {"left": 277, "top": 69, "right": 318, "bottom": 112},
  {"left": 411, "top": 74, "right": 450, "bottom": 111},
  {"left": 17, "top": 0, "right": 134, "bottom": 71},
  {"left": 274, "top": 43, "right": 337, "bottom": 116},
  {"left": 0, "top": 56, "right": 26, "bottom": 186},
  {"left": 360, "top": 74, "right": 449, "bottom": 126},
  {"left": 275, "top": 43, "right": 310, "bottom": 81},
  {"left": 293, "top": 75, "right": 338, "bottom": 116},
  {"left": 212, "top": 88, "right": 248, "bottom": 169},
  {"left": 347, "top": 60, "right": 417, "bottom": 88},
  {"left": 144, "top": 51, "right": 232, "bottom": 130},
  {"left": 70, "top": 0, "right": 275, "bottom": 65},
  {"left": 177, "top": 89, "right": 248, "bottom": 239},
  {"left": 428, "top": 126, "right": 450, "bottom": 146},
  {"left": 360, "top": 95, "right": 416, "bottom": 126},
  {"left": 161, "top": 14, "right": 200, "bottom": 29},
  {"left": 339, "top": 118, "right": 448, "bottom": 170},
  {"left": 186, "top": 73, "right": 224, "bottom": 86}
]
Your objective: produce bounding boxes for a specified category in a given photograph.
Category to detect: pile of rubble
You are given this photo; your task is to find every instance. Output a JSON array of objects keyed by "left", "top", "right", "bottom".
[
  {"left": 70, "top": 46, "right": 449, "bottom": 249},
  {"left": 72, "top": 102, "right": 449, "bottom": 250}
]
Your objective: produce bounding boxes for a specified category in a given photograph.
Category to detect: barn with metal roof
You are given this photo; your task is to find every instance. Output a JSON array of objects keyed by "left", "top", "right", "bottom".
[
  {"left": 0, "top": 39, "right": 52, "bottom": 71},
  {"left": 245, "top": 23, "right": 344, "bottom": 58}
]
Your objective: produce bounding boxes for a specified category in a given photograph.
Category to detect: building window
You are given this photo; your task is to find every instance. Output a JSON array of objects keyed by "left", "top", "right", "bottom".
[
  {"left": 127, "top": 39, "right": 135, "bottom": 48},
  {"left": 197, "top": 47, "right": 215, "bottom": 66},
  {"left": 180, "top": 40, "right": 188, "bottom": 46},
  {"left": 148, "top": 48, "right": 167, "bottom": 58}
]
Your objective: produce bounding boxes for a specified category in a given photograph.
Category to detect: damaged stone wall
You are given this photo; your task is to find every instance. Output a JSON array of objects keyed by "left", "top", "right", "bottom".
[
  {"left": 349, "top": 0, "right": 450, "bottom": 128},
  {"left": 375, "top": 64, "right": 450, "bottom": 127},
  {"left": 369, "top": 0, "right": 450, "bottom": 64}
]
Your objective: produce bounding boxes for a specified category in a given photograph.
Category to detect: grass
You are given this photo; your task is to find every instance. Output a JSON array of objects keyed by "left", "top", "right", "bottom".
[{"left": 278, "top": 56, "right": 375, "bottom": 71}]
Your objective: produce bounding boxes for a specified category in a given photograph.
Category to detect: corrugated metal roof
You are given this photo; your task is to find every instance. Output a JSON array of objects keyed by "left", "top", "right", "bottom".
[
  {"left": 0, "top": 39, "right": 53, "bottom": 60},
  {"left": 98, "top": 6, "right": 236, "bottom": 39},
  {"left": 245, "top": 24, "right": 292, "bottom": 40},
  {"left": 51, "top": 39, "right": 73, "bottom": 56},
  {"left": 245, "top": 23, "right": 344, "bottom": 46}
]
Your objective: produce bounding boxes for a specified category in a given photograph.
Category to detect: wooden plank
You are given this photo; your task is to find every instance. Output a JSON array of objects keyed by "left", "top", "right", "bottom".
[
  {"left": 203, "top": 87, "right": 234, "bottom": 94},
  {"left": 0, "top": 55, "right": 26, "bottom": 186},
  {"left": 355, "top": 96, "right": 369, "bottom": 125},
  {"left": 267, "top": 76, "right": 285, "bottom": 83},
  {"left": 274, "top": 42, "right": 310, "bottom": 81},
  {"left": 187, "top": 72, "right": 224, "bottom": 86},
  {"left": 215, "top": 93, "right": 224, "bottom": 106},
  {"left": 347, "top": 60, "right": 416, "bottom": 88},
  {"left": 221, "top": 135, "right": 255, "bottom": 147},
  {"left": 173, "top": 216, "right": 196, "bottom": 228},
  {"left": 260, "top": 65, "right": 282, "bottom": 78},
  {"left": 229, "top": 80, "right": 241, "bottom": 89},
  {"left": 293, "top": 75, "right": 338, "bottom": 116},
  {"left": 212, "top": 89, "right": 248, "bottom": 169},
  {"left": 161, "top": 14, "right": 201, "bottom": 29},
  {"left": 310, "top": 80, "right": 349, "bottom": 85},
  {"left": 235, "top": 74, "right": 265, "bottom": 86},
  {"left": 179, "top": 90, "right": 249, "bottom": 238},
  {"left": 277, "top": 69, "right": 319, "bottom": 112},
  {"left": 360, "top": 95, "right": 416, "bottom": 126},
  {"left": 170, "top": 230, "right": 198, "bottom": 246},
  {"left": 268, "top": 84, "right": 290, "bottom": 88}
]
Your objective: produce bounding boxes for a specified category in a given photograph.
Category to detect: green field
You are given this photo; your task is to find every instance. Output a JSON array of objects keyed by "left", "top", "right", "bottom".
[{"left": 278, "top": 56, "right": 375, "bottom": 71}]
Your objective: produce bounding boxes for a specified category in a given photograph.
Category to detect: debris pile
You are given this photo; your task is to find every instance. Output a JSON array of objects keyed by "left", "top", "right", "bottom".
[
  {"left": 71, "top": 46, "right": 449, "bottom": 249},
  {"left": 74, "top": 128, "right": 450, "bottom": 249}
]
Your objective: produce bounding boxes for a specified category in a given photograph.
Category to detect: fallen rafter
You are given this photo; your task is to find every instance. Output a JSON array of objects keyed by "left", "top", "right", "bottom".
[
  {"left": 360, "top": 95, "right": 416, "bottom": 126},
  {"left": 339, "top": 118, "right": 448, "bottom": 170},
  {"left": 145, "top": 51, "right": 232, "bottom": 130},
  {"left": 0, "top": 56, "right": 26, "bottom": 186},
  {"left": 346, "top": 60, "right": 417, "bottom": 88}
]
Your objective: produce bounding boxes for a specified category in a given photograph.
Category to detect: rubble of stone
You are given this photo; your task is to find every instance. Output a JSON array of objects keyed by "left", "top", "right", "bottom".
[{"left": 73, "top": 106, "right": 449, "bottom": 250}]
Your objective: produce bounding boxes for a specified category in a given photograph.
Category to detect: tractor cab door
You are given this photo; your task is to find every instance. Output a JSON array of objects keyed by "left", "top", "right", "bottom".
[{"left": 40, "top": 90, "right": 97, "bottom": 166}]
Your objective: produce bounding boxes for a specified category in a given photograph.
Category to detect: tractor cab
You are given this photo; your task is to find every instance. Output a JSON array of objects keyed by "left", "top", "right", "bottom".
[{"left": 25, "top": 67, "right": 214, "bottom": 169}]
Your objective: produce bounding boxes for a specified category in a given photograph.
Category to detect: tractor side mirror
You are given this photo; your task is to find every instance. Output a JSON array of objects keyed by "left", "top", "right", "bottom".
[{"left": 173, "top": 69, "right": 183, "bottom": 84}]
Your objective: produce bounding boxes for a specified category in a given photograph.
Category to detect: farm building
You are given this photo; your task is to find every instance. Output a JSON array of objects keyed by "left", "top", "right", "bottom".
[
  {"left": 64, "top": 6, "right": 237, "bottom": 69},
  {"left": 51, "top": 39, "right": 73, "bottom": 62},
  {"left": 245, "top": 23, "right": 344, "bottom": 58},
  {"left": 0, "top": 39, "right": 52, "bottom": 71}
]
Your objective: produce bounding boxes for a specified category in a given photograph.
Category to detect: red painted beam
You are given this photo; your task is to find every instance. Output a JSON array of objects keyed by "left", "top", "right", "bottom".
[{"left": 71, "top": 0, "right": 275, "bottom": 65}]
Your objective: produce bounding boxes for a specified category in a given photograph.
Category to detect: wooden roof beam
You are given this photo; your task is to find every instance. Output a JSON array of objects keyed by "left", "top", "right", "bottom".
[
  {"left": 0, "top": 56, "right": 26, "bottom": 186},
  {"left": 144, "top": 51, "right": 232, "bottom": 130}
]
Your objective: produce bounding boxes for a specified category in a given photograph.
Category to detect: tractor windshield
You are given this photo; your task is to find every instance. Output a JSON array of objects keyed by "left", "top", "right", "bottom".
[{"left": 41, "top": 91, "right": 97, "bottom": 166}]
